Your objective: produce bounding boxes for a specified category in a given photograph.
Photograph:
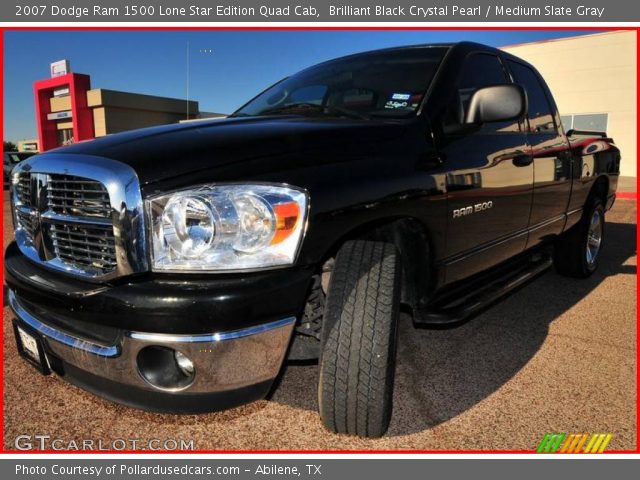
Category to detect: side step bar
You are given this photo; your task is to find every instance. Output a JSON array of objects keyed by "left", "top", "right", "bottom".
[{"left": 415, "top": 255, "right": 553, "bottom": 326}]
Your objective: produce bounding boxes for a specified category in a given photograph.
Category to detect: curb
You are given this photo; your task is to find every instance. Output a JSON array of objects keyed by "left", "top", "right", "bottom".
[{"left": 617, "top": 192, "right": 637, "bottom": 200}]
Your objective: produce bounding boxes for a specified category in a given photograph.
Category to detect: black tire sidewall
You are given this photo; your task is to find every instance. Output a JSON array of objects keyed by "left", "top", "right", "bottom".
[{"left": 317, "top": 240, "right": 401, "bottom": 437}]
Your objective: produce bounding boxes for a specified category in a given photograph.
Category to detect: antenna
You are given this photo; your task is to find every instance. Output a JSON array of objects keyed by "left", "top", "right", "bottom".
[{"left": 186, "top": 41, "right": 190, "bottom": 120}]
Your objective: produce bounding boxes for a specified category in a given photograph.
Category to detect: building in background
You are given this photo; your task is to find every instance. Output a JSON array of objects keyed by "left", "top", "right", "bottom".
[
  {"left": 34, "top": 60, "right": 224, "bottom": 152},
  {"left": 17, "top": 139, "right": 39, "bottom": 152},
  {"left": 502, "top": 30, "right": 637, "bottom": 179}
]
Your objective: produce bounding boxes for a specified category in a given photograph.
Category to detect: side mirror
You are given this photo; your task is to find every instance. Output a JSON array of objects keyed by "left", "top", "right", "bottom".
[{"left": 464, "top": 84, "right": 527, "bottom": 124}]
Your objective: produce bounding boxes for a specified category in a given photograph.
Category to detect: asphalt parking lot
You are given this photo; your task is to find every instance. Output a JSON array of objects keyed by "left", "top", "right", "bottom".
[{"left": 2, "top": 193, "right": 637, "bottom": 451}]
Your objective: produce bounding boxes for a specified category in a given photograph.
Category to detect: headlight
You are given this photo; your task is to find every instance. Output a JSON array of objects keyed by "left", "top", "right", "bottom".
[{"left": 148, "top": 184, "right": 308, "bottom": 271}]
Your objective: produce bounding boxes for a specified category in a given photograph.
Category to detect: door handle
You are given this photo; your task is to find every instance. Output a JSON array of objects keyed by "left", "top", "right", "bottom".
[{"left": 513, "top": 154, "right": 533, "bottom": 167}]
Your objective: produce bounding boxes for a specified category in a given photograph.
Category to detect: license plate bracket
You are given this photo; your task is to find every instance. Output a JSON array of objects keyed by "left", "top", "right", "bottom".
[{"left": 13, "top": 320, "right": 50, "bottom": 375}]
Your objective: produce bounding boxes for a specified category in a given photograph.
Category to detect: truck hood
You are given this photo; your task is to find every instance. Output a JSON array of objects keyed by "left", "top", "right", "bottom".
[{"left": 45, "top": 116, "right": 408, "bottom": 185}]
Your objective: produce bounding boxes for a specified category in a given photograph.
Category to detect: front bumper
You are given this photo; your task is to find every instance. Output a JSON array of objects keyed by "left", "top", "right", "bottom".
[
  {"left": 9, "top": 289, "right": 295, "bottom": 412},
  {"left": 5, "top": 239, "right": 313, "bottom": 413}
]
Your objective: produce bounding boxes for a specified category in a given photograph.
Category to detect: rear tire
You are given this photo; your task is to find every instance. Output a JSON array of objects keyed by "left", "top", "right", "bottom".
[
  {"left": 554, "top": 199, "right": 605, "bottom": 278},
  {"left": 318, "top": 240, "right": 401, "bottom": 438}
]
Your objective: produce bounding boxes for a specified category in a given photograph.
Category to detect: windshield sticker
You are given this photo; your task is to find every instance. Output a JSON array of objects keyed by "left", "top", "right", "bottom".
[
  {"left": 410, "top": 93, "right": 424, "bottom": 108},
  {"left": 391, "top": 93, "right": 411, "bottom": 101},
  {"left": 385, "top": 100, "right": 409, "bottom": 109}
]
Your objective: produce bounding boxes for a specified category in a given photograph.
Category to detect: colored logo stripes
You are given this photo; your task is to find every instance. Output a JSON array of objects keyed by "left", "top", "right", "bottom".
[{"left": 536, "top": 433, "right": 612, "bottom": 453}]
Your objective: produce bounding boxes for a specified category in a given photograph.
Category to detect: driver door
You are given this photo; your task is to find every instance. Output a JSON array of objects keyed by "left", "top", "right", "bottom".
[{"left": 438, "top": 52, "right": 534, "bottom": 284}]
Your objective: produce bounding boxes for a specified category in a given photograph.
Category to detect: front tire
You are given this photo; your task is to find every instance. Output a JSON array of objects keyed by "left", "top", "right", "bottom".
[
  {"left": 318, "top": 240, "right": 401, "bottom": 438},
  {"left": 554, "top": 199, "right": 605, "bottom": 278}
]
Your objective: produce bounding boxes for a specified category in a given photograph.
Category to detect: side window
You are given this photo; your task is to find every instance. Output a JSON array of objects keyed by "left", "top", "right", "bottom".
[
  {"left": 507, "top": 61, "right": 556, "bottom": 133},
  {"left": 560, "top": 115, "right": 573, "bottom": 131},
  {"left": 459, "top": 54, "right": 508, "bottom": 108},
  {"left": 573, "top": 113, "right": 608, "bottom": 132},
  {"left": 446, "top": 53, "right": 519, "bottom": 132}
]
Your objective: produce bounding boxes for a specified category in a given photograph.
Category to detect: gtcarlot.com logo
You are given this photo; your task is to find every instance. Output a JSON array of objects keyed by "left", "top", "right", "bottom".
[
  {"left": 14, "top": 435, "right": 195, "bottom": 451},
  {"left": 536, "top": 433, "right": 613, "bottom": 453}
]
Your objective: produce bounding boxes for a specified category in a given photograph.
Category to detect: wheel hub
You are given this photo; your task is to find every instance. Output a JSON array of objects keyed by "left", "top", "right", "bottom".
[{"left": 586, "top": 210, "right": 603, "bottom": 267}]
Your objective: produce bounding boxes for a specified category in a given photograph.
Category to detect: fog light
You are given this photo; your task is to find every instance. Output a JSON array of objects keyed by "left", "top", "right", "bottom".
[
  {"left": 174, "top": 351, "right": 195, "bottom": 376},
  {"left": 136, "top": 346, "right": 195, "bottom": 391}
]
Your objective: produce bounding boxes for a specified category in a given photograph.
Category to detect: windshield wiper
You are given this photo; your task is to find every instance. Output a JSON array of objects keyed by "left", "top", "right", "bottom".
[{"left": 260, "top": 102, "right": 370, "bottom": 120}]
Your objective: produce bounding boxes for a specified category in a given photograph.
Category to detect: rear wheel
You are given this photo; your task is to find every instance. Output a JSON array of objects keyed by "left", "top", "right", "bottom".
[
  {"left": 317, "top": 240, "right": 401, "bottom": 438},
  {"left": 554, "top": 199, "right": 605, "bottom": 278}
]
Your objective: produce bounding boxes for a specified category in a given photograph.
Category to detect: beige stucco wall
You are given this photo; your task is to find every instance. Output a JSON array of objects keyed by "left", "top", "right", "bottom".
[
  {"left": 86, "top": 89, "right": 198, "bottom": 115},
  {"left": 49, "top": 89, "right": 200, "bottom": 137},
  {"left": 502, "top": 30, "right": 637, "bottom": 177},
  {"left": 87, "top": 89, "right": 200, "bottom": 137},
  {"left": 92, "top": 106, "right": 194, "bottom": 136},
  {"left": 49, "top": 95, "right": 71, "bottom": 112}
]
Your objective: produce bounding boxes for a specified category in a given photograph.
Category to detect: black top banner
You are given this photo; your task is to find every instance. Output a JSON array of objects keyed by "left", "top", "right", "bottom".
[{"left": 2, "top": 0, "right": 634, "bottom": 22}]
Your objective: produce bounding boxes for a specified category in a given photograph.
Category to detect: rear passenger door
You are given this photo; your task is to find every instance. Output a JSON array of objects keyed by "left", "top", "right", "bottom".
[
  {"left": 438, "top": 53, "right": 534, "bottom": 284},
  {"left": 506, "top": 60, "right": 572, "bottom": 247}
]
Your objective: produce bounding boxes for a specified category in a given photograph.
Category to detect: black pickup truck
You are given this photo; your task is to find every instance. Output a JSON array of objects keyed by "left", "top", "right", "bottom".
[{"left": 5, "top": 42, "right": 620, "bottom": 438}]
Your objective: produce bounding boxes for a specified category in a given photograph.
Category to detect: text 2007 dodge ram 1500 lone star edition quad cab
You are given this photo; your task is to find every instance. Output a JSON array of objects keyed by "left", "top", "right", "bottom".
[{"left": 6, "top": 42, "right": 620, "bottom": 438}]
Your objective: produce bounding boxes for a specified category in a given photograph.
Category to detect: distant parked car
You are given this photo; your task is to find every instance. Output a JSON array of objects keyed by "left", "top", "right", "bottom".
[{"left": 3, "top": 152, "right": 36, "bottom": 188}]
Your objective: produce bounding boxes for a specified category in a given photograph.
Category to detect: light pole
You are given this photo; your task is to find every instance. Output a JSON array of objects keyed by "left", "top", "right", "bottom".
[{"left": 186, "top": 40, "right": 190, "bottom": 120}]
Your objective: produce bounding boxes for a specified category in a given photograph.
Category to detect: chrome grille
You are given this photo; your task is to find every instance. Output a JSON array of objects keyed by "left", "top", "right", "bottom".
[
  {"left": 15, "top": 209, "right": 37, "bottom": 238},
  {"left": 47, "top": 175, "right": 112, "bottom": 219},
  {"left": 50, "top": 223, "right": 117, "bottom": 271},
  {"left": 13, "top": 172, "right": 117, "bottom": 276},
  {"left": 16, "top": 173, "right": 32, "bottom": 207},
  {"left": 11, "top": 154, "right": 147, "bottom": 281}
]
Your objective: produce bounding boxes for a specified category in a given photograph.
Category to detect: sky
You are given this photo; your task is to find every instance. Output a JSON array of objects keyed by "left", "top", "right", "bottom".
[{"left": 4, "top": 29, "right": 598, "bottom": 141}]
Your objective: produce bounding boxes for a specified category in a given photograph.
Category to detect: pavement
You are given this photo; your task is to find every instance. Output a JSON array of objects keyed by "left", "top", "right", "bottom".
[
  {"left": 618, "top": 176, "right": 636, "bottom": 193},
  {"left": 617, "top": 176, "right": 637, "bottom": 199},
  {"left": 2, "top": 192, "right": 637, "bottom": 451}
]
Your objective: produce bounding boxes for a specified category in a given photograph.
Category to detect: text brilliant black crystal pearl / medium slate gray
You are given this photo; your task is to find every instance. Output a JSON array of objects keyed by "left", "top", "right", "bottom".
[{"left": 4, "top": 0, "right": 635, "bottom": 22}]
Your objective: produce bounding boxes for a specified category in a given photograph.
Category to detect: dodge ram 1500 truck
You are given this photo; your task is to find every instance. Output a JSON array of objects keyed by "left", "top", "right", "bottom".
[{"left": 5, "top": 42, "right": 620, "bottom": 438}]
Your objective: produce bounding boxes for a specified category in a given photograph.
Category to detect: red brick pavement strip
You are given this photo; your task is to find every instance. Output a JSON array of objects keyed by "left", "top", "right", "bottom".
[{"left": 617, "top": 192, "right": 637, "bottom": 200}]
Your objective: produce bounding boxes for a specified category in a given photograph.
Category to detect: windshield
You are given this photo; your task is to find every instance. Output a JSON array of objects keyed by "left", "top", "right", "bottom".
[{"left": 233, "top": 47, "right": 448, "bottom": 120}]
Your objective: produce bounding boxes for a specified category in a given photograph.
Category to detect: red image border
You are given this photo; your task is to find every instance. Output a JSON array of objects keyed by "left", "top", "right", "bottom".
[{"left": 0, "top": 25, "right": 637, "bottom": 455}]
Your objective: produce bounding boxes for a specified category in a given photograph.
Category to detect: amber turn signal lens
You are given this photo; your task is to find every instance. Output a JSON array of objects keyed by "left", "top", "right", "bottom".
[{"left": 271, "top": 202, "right": 301, "bottom": 245}]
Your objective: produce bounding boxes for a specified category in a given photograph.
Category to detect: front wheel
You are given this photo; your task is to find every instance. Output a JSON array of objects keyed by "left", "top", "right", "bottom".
[
  {"left": 554, "top": 199, "right": 605, "bottom": 278},
  {"left": 318, "top": 240, "right": 401, "bottom": 438}
]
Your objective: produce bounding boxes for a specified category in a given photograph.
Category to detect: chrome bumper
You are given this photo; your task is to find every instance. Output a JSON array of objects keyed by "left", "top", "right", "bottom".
[{"left": 8, "top": 290, "right": 295, "bottom": 395}]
